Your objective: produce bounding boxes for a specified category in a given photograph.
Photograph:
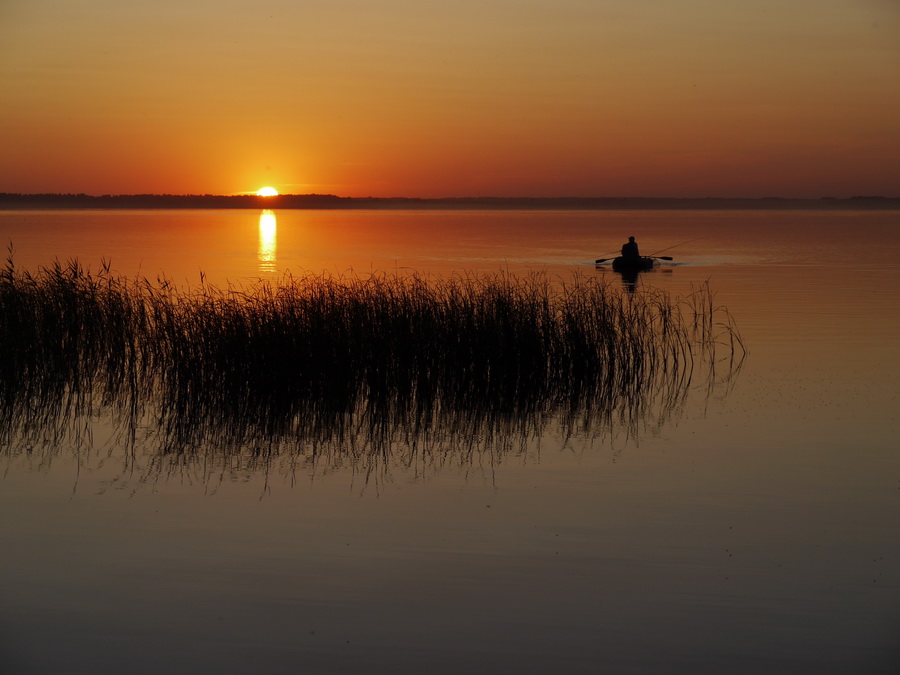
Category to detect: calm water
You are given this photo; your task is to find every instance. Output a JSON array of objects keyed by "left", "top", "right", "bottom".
[{"left": 1, "top": 209, "right": 899, "bottom": 674}]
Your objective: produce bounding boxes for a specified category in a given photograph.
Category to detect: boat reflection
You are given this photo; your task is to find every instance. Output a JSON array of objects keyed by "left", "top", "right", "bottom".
[
  {"left": 616, "top": 265, "right": 651, "bottom": 291},
  {"left": 258, "top": 210, "right": 277, "bottom": 272},
  {"left": 597, "top": 263, "right": 674, "bottom": 292}
]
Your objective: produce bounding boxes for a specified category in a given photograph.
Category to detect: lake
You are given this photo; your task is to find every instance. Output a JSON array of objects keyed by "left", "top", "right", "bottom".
[{"left": 1, "top": 208, "right": 899, "bottom": 674}]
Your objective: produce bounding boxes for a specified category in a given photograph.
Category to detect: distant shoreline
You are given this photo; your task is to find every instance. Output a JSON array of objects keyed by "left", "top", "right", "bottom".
[{"left": 2, "top": 193, "right": 899, "bottom": 210}]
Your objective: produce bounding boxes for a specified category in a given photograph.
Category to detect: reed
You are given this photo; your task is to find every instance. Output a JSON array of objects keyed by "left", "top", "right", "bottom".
[{"left": 0, "top": 257, "right": 744, "bottom": 476}]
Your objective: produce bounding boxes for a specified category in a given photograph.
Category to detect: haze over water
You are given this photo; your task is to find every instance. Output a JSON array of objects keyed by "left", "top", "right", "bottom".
[{"left": 1, "top": 208, "right": 898, "bottom": 674}]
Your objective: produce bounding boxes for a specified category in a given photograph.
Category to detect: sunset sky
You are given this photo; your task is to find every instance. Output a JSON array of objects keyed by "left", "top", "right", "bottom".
[{"left": 1, "top": 0, "right": 898, "bottom": 198}]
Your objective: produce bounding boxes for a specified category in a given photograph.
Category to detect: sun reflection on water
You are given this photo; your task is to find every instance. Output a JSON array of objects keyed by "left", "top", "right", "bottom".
[{"left": 258, "top": 210, "right": 277, "bottom": 271}]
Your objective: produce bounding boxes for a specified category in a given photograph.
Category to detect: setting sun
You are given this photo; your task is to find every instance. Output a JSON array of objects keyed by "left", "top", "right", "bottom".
[{"left": 256, "top": 187, "right": 278, "bottom": 197}]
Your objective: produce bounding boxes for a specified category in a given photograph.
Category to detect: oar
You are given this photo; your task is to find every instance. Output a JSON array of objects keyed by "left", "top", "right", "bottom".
[{"left": 594, "top": 255, "right": 673, "bottom": 264}]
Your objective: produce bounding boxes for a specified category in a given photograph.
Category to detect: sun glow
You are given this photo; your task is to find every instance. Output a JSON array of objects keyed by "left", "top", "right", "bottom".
[{"left": 257, "top": 187, "right": 278, "bottom": 197}]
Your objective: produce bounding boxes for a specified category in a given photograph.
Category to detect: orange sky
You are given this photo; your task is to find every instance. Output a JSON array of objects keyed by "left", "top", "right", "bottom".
[{"left": 1, "top": 0, "right": 898, "bottom": 198}]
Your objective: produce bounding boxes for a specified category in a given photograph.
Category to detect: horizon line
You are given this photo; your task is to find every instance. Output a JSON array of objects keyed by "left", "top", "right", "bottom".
[{"left": 2, "top": 192, "right": 898, "bottom": 201}]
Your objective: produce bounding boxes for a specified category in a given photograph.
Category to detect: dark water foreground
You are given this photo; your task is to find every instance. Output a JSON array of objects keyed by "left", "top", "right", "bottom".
[
  {"left": 1, "top": 259, "right": 743, "bottom": 480},
  {"left": 3, "top": 211, "right": 899, "bottom": 674}
]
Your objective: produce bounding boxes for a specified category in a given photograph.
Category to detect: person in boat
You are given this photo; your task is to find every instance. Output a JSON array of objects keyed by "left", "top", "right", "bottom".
[{"left": 621, "top": 236, "right": 640, "bottom": 259}]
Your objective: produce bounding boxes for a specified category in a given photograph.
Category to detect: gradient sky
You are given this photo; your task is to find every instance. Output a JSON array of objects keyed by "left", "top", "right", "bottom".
[{"left": 2, "top": 0, "right": 898, "bottom": 197}]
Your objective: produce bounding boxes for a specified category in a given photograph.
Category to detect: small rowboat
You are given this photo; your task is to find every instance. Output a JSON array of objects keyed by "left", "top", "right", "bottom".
[{"left": 611, "top": 256, "right": 657, "bottom": 272}]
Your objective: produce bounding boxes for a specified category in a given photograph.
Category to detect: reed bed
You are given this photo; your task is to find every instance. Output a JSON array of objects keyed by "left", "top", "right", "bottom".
[{"left": 0, "top": 257, "right": 744, "bottom": 478}]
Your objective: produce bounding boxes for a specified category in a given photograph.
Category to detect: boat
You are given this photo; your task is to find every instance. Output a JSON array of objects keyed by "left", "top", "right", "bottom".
[{"left": 611, "top": 256, "right": 657, "bottom": 272}]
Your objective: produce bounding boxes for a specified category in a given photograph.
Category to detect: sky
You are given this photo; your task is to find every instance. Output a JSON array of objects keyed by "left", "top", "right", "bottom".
[{"left": 1, "top": 0, "right": 898, "bottom": 198}]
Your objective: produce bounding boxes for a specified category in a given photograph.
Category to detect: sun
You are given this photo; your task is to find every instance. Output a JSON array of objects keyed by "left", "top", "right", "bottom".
[{"left": 256, "top": 186, "right": 279, "bottom": 197}]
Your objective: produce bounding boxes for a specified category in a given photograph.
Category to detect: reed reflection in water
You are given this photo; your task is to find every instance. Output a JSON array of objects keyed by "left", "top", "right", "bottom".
[
  {"left": 0, "top": 258, "right": 744, "bottom": 482},
  {"left": 258, "top": 209, "right": 277, "bottom": 272}
]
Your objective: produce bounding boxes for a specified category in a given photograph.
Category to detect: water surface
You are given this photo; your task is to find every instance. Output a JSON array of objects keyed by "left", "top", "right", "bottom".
[{"left": 1, "top": 209, "right": 898, "bottom": 674}]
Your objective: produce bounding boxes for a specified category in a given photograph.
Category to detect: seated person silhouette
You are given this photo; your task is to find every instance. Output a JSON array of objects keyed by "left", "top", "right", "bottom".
[{"left": 621, "top": 236, "right": 640, "bottom": 259}]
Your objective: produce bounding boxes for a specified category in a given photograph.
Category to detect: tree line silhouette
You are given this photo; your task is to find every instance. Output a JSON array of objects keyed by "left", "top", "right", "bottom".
[{"left": 1, "top": 193, "right": 897, "bottom": 210}]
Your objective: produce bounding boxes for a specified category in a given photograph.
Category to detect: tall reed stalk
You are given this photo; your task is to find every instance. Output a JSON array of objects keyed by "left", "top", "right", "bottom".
[{"left": 0, "top": 257, "right": 744, "bottom": 477}]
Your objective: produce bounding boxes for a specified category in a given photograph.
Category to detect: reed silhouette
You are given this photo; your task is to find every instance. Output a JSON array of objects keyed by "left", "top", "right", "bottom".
[{"left": 0, "top": 253, "right": 744, "bottom": 482}]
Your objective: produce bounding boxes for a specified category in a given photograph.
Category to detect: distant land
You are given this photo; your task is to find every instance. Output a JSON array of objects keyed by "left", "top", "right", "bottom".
[{"left": 1, "top": 193, "right": 899, "bottom": 210}]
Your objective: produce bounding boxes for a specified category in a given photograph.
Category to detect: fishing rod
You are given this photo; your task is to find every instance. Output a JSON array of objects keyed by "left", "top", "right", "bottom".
[
  {"left": 595, "top": 255, "right": 672, "bottom": 264},
  {"left": 647, "top": 237, "right": 704, "bottom": 257}
]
